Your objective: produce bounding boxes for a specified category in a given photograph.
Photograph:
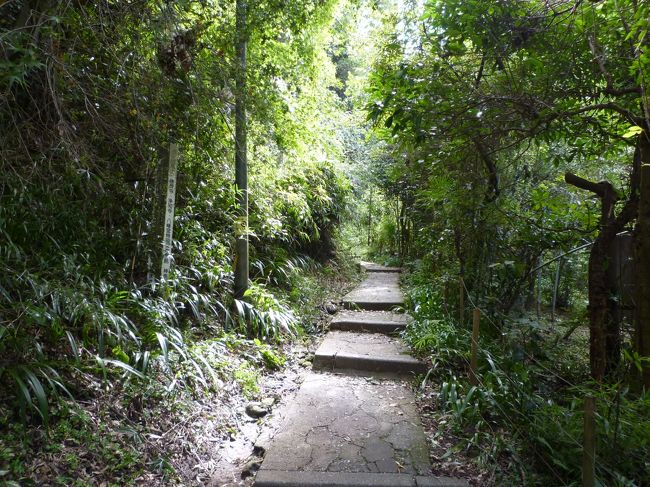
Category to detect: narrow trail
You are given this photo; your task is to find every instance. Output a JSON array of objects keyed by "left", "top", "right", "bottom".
[{"left": 254, "top": 264, "right": 468, "bottom": 487}]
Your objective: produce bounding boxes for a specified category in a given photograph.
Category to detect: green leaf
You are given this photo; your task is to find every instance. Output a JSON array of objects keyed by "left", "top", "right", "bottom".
[
  {"left": 7, "top": 367, "right": 50, "bottom": 425},
  {"left": 7, "top": 369, "right": 32, "bottom": 420},
  {"left": 622, "top": 125, "right": 643, "bottom": 138},
  {"left": 96, "top": 356, "right": 145, "bottom": 379},
  {"left": 66, "top": 331, "right": 80, "bottom": 361},
  {"left": 156, "top": 332, "right": 169, "bottom": 364}
]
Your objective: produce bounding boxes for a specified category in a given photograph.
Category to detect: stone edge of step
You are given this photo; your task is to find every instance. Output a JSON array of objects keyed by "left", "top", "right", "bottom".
[
  {"left": 364, "top": 267, "right": 402, "bottom": 273},
  {"left": 341, "top": 300, "right": 405, "bottom": 312},
  {"left": 254, "top": 470, "right": 470, "bottom": 487},
  {"left": 313, "top": 351, "right": 428, "bottom": 375},
  {"left": 329, "top": 321, "right": 406, "bottom": 333}
]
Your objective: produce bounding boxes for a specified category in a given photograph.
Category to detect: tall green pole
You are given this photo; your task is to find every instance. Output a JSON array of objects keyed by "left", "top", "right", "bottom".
[{"left": 234, "top": 0, "right": 249, "bottom": 300}]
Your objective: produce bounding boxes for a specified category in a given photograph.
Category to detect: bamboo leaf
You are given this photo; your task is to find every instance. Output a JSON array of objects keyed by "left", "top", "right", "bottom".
[{"left": 96, "top": 356, "right": 145, "bottom": 379}]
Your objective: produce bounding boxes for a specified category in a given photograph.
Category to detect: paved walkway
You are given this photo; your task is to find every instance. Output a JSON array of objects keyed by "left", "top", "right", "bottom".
[{"left": 254, "top": 265, "right": 468, "bottom": 487}]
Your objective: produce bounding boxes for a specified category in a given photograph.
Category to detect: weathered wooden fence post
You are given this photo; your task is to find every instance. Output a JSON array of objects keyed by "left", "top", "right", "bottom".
[
  {"left": 443, "top": 279, "right": 450, "bottom": 315},
  {"left": 367, "top": 188, "right": 373, "bottom": 246},
  {"left": 582, "top": 396, "right": 596, "bottom": 487},
  {"left": 470, "top": 308, "right": 480, "bottom": 385},
  {"left": 637, "top": 163, "right": 650, "bottom": 388}
]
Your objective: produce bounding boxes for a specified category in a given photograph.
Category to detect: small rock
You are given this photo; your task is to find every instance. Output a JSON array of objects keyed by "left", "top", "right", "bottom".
[
  {"left": 261, "top": 397, "right": 275, "bottom": 408},
  {"left": 324, "top": 302, "right": 338, "bottom": 314},
  {"left": 245, "top": 403, "right": 268, "bottom": 418},
  {"left": 241, "top": 458, "right": 262, "bottom": 478}
]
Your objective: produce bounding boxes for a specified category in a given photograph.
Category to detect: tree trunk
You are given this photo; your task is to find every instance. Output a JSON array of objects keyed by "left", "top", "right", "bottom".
[
  {"left": 566, "top": 173, "right": 619, "bottom": 381},
  {"left": 233, "top": 0, "right": 249, "bottom": 301},
  {"left": 566, "top": 135, "right": 644, "bottom": 381},
  {"left": 635, "top": 135, "right": 650, "bottom": 388},
  {"left": 551, "top": 256, "right": 562, "bottom": 324},
  {"left": 588, "top": 235, "right": 613, "bottom": 382}
]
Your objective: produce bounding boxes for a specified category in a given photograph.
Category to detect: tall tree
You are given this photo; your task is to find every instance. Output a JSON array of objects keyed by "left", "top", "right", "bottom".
[{"left": 234, "top": 0, "right": 249, "bottom": 300}]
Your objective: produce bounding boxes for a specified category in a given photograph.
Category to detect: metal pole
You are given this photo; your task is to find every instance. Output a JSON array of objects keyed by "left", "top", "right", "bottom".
[{"left": 234, "top": 0, "right": 249, "bottom": 300}]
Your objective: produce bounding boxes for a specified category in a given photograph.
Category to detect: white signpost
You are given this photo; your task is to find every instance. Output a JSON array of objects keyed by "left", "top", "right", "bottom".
[{"left": 160, "top": 143, "right": 178, "bottom": 282}]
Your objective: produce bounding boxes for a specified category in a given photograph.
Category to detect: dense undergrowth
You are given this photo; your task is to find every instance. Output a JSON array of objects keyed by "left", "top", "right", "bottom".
[
  {"left": 0, "top": 259, "right": 359, "bottom": 485},
  {"left": 403, "top": 264, "right": 650, "bottom": 486},
  {"left": 4, "top": 0, "right": 650, "bottom": 485},
  {"left": 0, "top": 0, "right": 370, "bottom": 482}
]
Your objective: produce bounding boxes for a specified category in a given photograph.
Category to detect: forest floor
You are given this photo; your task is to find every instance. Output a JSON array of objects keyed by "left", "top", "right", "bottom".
[
  {"left": 1, "top": 333, "right": 314, "bottom": 487},
  {"left": 0, "top": 265, "right": 361, "bottom": 487}
]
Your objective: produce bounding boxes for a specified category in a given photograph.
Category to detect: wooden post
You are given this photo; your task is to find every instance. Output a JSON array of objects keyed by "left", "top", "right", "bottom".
[
  {"left": 367, "top": 188, "right": 373, "bottom": 246},
  {"left": 443, "top": 280, "right": 450, "bottom": 315},
  {"left": 582, "top": 396, "right": 596, "bottom": 487},
  {"left": 234, "top": 0, "right": 249, "bottom": 300},
  {"left": 160, "top": 143, "right": 179, "bottom": 282},
  {"left": 459, "top": 277, "right": 465, "bottom": 326},
  {"left": 150, "top": 143, "right": 178, "bottom": 285},
  {"left": 470, "top": 308, "right": 480, "bottom": 385}
]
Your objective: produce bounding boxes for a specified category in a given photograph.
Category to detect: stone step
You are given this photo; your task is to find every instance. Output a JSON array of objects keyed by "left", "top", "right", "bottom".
[
  {"left": 255, "top": 470, "right": 469, "bottom": 487},
  {"left": 342, "top": 272, "right": 404, "bottom": 312},
  {"left": 330, "top": 311, "right": 409, "bottom": 334},
  {"left": 360, "top": 261, "right": 402, "bottom": 273},
  {"left": 313, "top": 331, "right": 427, "bottom": 375}
]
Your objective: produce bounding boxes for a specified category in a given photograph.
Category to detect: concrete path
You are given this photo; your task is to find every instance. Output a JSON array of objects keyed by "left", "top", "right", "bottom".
[
  {"left": 359, "top": 261, "right": 402, "bottom": 273},
  {"left": 313, "top": 331, "right": 427, "bottom": 375},
  {"left": 342, "top": 271, "right": 405, "bottom": 311},
  {"left": 254, "top": 265, "right": 468, "bottom": 487},
  {"left": 330, "top": 310, "right": 409, "bottom": 334}
]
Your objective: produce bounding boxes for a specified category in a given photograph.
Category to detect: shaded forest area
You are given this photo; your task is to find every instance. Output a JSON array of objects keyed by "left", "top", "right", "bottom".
[
  {"left": 364, "top": 0, "right": 650, "bottom": 485},
  {"left": 1, "top": 0, "right": 650, "bottom": 486},
  {"left": 1, "top": 0, "right": 363, "bottom": 484}
]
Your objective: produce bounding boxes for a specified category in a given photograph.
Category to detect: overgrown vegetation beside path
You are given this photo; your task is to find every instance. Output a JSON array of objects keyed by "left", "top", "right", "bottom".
[
  {"left": 0, "top": 261, "right": 359, "bottom": 485},
  {"left": 1, "top": 0, "right": 364, "bottom": 483},
  {"left": 362, "top": 0, "right": 650, "bottom": 484},
  {"left": 403, "top": 269, "right": 650, "bottom": 485}
]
